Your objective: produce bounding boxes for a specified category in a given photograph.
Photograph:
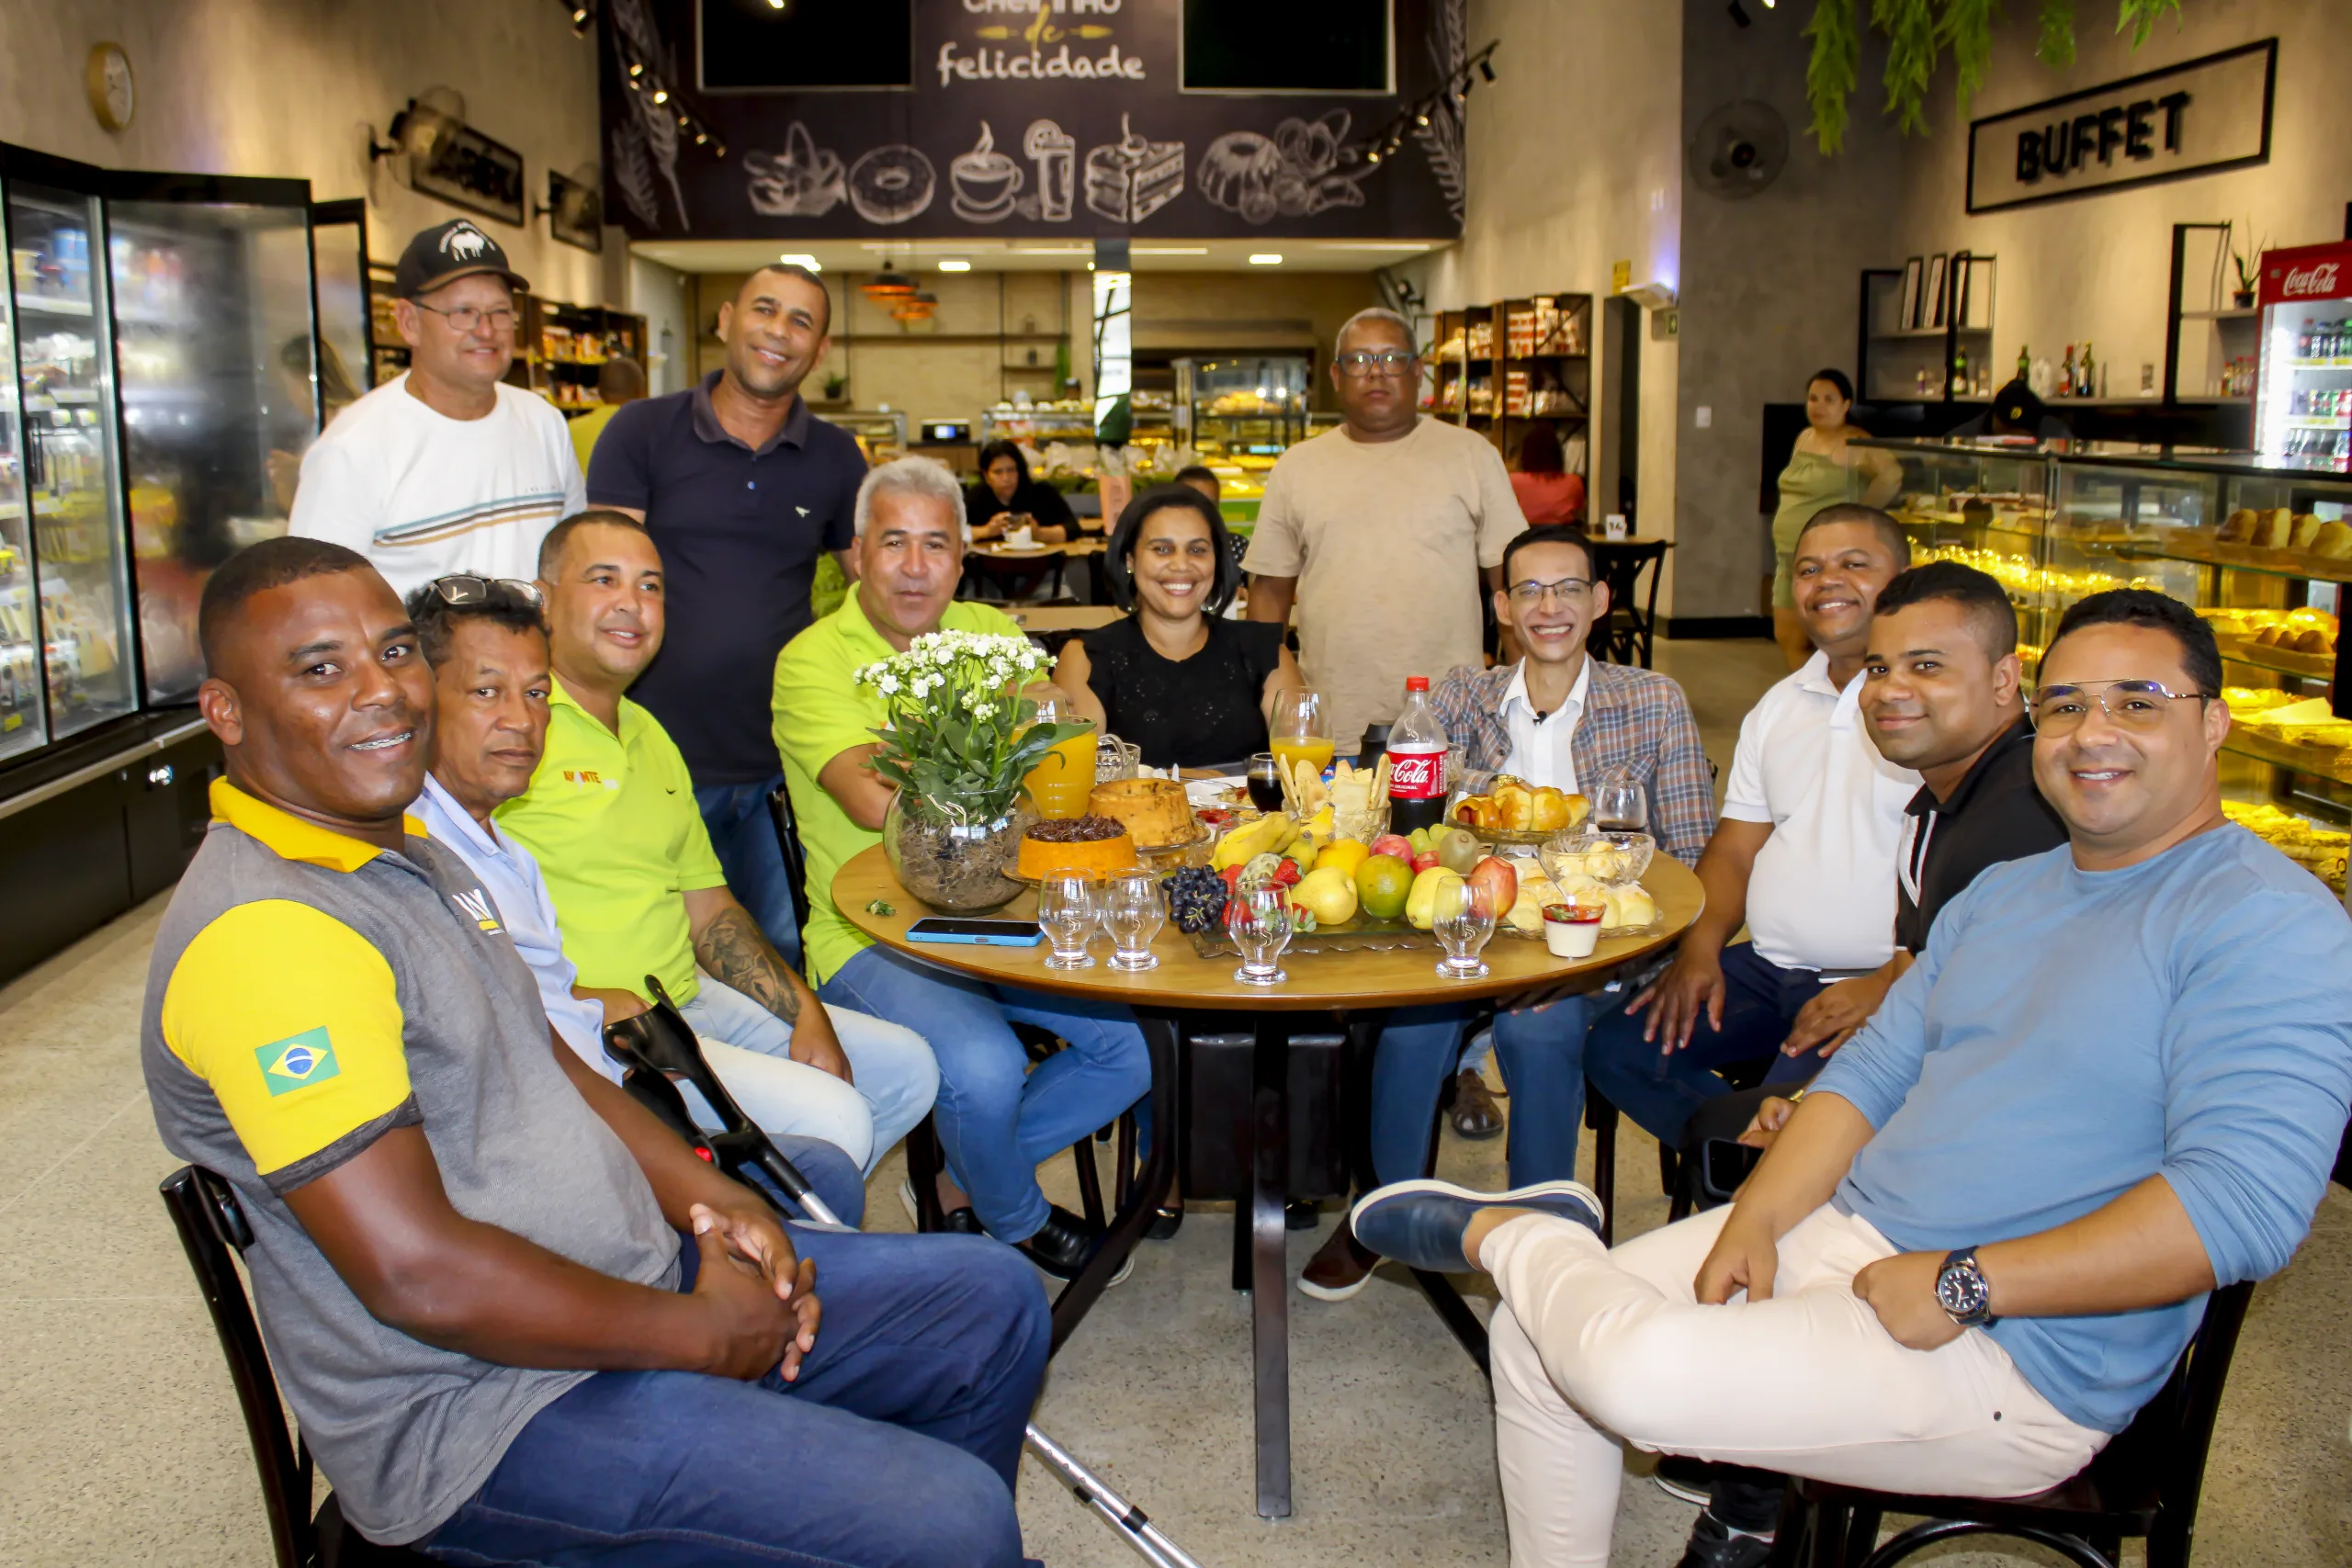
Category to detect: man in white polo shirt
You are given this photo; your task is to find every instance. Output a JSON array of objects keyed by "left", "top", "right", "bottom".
[
  {"left": 289, "top": 220, "right": 584, "bottom": 600},
  {"left": 1584, "top": 504, "right": 1917, "bottom": 1150}
]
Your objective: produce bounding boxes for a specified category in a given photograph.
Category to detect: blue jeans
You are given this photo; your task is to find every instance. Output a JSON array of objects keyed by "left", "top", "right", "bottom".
[
  {"left": 422, "top": 1226, "right": 1046, "bottom": 1566},
  {"left": 696, "top": 777, "right": 803, "bottom": 973},
  {"left": 746, "top": 1134, "right": 869, "bottom": 1230},
  {"left": 820, "top": 944, "right": 1151, "bottom": 1244},
  {"left": 1583, "top": 941, "right": 1835, "bottom": 1147},
  {"left": 1372, "top": 992, "right": 1611, "bottom": 1189},
  {"left": 679, "top": 979, "right": 940, "bottom": 1174}
]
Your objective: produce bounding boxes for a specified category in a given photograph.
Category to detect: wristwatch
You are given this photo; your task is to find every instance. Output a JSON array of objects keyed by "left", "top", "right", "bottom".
[{"left": 1936, "top": 1247, "right": 1997, "bottom": 1329}]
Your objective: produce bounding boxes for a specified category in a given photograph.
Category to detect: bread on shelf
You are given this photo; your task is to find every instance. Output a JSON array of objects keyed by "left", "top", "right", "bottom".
[
  {"left": 1015, "top": 816, "right": 1138, "bottom": 881},
  {"left": 1088, "top": 777, "right": 1199, "bottom": 848}
]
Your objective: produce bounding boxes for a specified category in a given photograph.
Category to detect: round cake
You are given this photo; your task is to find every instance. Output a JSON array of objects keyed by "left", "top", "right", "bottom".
[
  {"left": 1016, "top": 815, "right": 1139, "bottom": 881},
  {"left": 1089, "top": 777, "right": 1198, "bottom": 848}
]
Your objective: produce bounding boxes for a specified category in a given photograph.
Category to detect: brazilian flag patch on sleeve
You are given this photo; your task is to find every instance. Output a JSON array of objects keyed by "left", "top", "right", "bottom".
[{"left": 255, "top": 1027, "right": 341, "bottom": 1096}]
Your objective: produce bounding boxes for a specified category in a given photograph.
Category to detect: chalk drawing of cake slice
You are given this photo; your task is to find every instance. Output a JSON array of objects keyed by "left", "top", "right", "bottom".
[{"left": 1084, "top": 114, "right": 1183, "bottom": 224}]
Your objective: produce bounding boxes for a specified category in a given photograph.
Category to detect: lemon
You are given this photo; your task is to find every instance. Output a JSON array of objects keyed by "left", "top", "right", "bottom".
[
  {"left": 1293, "top": 865, "right": 1360, "bottom": 926},
  {"left": 1317, "top": 839, "right": 1370, "bottom": 880}
]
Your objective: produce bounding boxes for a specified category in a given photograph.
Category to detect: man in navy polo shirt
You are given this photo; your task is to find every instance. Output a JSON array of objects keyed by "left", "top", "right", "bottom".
[{"left": 588, "top": 264, "right": 864, "bottom": 968}]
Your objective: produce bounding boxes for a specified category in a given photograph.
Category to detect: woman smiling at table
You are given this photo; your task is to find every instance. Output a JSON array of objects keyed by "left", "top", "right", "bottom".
[
  {"left": 965, "top": 439, "right": 1088, "bottom": 544},
  {"left": 1055, "top": 485, "right": 1301, "bottom": 770}
]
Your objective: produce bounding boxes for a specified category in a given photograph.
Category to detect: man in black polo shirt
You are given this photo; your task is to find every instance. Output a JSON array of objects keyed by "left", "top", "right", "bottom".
[
  {"left": 1668, "top": 558, "right": 2067, "bottom": 1568},
  {"left": 587, "top": 264, "right": 864, "bottom": 966}
]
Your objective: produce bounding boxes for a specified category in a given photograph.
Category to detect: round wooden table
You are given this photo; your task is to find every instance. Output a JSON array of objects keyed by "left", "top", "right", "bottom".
[{"left": 837, "top": 845, "right": 1702, "bottom": 1518}]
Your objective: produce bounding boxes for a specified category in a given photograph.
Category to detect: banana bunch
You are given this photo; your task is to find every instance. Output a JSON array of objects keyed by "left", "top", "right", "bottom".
[{"left": 1210, "top": 810, "right": 1302, "bottom": 872}]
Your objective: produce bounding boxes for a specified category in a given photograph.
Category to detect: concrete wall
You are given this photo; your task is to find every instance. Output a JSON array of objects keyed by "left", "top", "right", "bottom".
[
  {"left": 628, "top": 254, "right": 693, "bottom": 396},
  {"left": 0, "top": 0, "right": 611, "bottom": 308}
]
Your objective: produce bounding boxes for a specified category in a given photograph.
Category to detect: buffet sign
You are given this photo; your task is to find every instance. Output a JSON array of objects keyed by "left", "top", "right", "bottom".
[
  {"left": 600, "top": 0, "right": 1463, "bottom": 241},
  {"left": 1964, "top": 39, "right": 2274, "bottom": 215}
]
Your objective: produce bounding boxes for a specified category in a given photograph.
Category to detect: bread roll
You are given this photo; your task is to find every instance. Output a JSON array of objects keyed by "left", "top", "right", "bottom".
[
  {"left": 2219, "top": 508, "right": 2257, "bottom": 542},
  {"left": 2262, "top": 509, "right": 2295, "bottom": 548},
  {"left": 2314, "top": 520, "right": 2352, "bottom": 559},
  {"left": 2291, "top": 513, "right": 2325, "bottom": 549},
  {"left": 2255, "top": 625, "right": 2286, "bottom": 647},
  {"left": 2295, "top": 629, "right": 2333, "bottom": 655}
]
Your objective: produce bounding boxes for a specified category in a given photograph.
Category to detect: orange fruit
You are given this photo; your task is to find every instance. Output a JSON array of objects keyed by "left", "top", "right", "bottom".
[{"left": 1355, "top": 853, "right": 1414, "bottom": 921}]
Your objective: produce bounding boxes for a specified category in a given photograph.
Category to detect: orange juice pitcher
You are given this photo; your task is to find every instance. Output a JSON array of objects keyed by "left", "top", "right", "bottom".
[{"left": 1023, "top": 722, "right": 1099, "bottom": 818}]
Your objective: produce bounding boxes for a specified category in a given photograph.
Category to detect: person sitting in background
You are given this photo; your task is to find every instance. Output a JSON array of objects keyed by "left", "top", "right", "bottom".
[
  {"left": 1175, "top": 464, "right": 1222, "bottom": 504},
  {"left": 1509, "top": 421, "right": 1586, "bottom": 527},
  {"left": 1662, "top": 557, "right": 2068, "bottom": 1563},
  {"left": 568, "top": 354, "right": 646, "bottom": 478},
  {"left": 965, "top": 439, "right": 1086, "bottom": 544},
  {"left": 1054, "top": 485, "right": 1302, "bottom": 771},
  {"left": 777, "top": 458, "right": 1150, "bottom": 1276},
  {"left": 1949, "top": 377, "right": 2075, "bottom": 441},
  {"left": 145, "top": 536, "right": 1049, "bottom": 1562},
  {"left": 1770, "top": 369, "right": 1900, "bottom": 669},
  {"left": 404, "top": 574, "right": 869, "bottom": 1225},
  {"left": 1299, "top": 524, "right": 1714, "bottom": 1301},
  {"left": 499, "top": 513, "right": 938, "bottom": 1178},
  {"left": 1582, "top": 506, "right": 1917, "bottom": 1159},
  {"left": 1350, "top": 587, "right": 2352, "bottom": 1568}
]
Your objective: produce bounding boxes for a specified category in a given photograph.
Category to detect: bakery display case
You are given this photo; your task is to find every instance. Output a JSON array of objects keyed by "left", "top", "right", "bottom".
[
  {"left": 1856, "top": 437, "right": 2350, "bottom": 899},
  {"left": 978, "top": 401, "right": 1091, "bottom": 449},
  {"left": 817, "top": 407, "right": 909, "bottom": 462},
  {"left": 1173, "top": 355, "right": 1308, "bottom": 457}
]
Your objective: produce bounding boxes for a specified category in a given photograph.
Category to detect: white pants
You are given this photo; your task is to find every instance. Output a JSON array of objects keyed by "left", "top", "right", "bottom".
[
  {"left": 1486, "top": 1203, "right": 2106, "bottom": 1568},
  {"left": 677, "top": 983, "right": 940, "bottom": 1174}
]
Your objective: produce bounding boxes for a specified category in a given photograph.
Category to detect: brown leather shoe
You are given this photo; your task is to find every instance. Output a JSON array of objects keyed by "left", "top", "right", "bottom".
[
  {"left": 1297, "top": 1219, "right": 1380, "bottom": 1301},
  {"left": 1451, "top": 1068, "right": 1506, "bottom": 1141}
]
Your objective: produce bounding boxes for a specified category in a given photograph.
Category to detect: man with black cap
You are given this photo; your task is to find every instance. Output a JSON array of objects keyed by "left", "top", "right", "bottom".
[{"left": 289, "top": 220, "right": 585, "bottom": 600}]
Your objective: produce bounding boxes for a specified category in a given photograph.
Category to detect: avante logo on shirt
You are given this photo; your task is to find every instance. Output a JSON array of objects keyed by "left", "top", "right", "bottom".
[
  {"left": 450, "top": 886, "right": 504, "bottom": 933},
  {"left": 562, "top": 769, "right": 621, "bottom": 791},
  {"left": 255, "top": 1027, "right": 341, "bottom": 1097}
]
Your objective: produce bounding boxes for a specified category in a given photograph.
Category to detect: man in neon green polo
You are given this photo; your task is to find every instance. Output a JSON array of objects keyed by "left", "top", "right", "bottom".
[
  {"left": 777, "top": 458, "right": 1148, "bottom": 1277},
  {"left": 500, "top": 511, "right": 936, "bottom": 1177}
]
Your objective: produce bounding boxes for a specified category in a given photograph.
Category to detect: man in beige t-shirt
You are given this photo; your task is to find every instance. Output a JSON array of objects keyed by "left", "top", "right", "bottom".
[{"left": 1245, "top": 308, "right": 1527, "bottom": 753}]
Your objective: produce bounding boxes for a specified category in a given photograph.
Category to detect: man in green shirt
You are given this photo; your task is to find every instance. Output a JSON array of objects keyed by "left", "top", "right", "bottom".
[
  {"left": 777, "top": 457, "right": 1149, "bottom": 1277},
  {"left": 499, "top": 513, "right": 937, "bottom": 1177}
]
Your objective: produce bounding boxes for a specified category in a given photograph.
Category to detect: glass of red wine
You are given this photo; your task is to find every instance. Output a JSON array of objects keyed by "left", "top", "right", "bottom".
[{"left": 1246, "top": 751, "right": 1285, "bottom": 813}]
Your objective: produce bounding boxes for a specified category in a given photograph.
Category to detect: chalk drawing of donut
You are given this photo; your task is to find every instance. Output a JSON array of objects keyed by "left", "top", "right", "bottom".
[{"left": 847, "top": 145, "right": 937, "bottom": 225}]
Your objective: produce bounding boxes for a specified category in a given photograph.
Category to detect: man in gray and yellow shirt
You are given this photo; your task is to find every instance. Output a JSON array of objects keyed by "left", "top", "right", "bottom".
[{"left": 141, "top": 536, "right": 1046, "bottom": 1562}]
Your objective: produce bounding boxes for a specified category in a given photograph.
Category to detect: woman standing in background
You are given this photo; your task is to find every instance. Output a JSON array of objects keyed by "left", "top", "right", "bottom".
[{"left": 1770, "top": 368, "right": 1898, "bottom": 667}]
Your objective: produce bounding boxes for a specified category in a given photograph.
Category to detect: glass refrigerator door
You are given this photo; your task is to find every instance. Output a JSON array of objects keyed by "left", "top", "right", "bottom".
[
  {"left": 0, "top": 235, "right": 40, "bottom": 760},
  {"left": 2253, "top": 242, "right": 2352, "bottom": 467},
  {"left": 6, "top": 181, "right": 136, "bottom": 740},
  {"left": 108, "top": 199, "right": 318, "bottom": 705}
]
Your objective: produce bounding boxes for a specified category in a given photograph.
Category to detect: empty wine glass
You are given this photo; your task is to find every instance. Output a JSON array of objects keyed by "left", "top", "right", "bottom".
[
  {"left": 1102, "top": 871, "right": 1164, "bottom": 972},
  {"left": 1589, "top": 765, "right": 1648, "bottom": 833},
  {"left": 1433, "top": 878, "right": 1498, "bottom": 980},
  {"left": 1036, "top": 874, "right": 1097, "bottom": 970},
  {"left": 1230, "top": 885, "right": 1293, "bottom": 987}
]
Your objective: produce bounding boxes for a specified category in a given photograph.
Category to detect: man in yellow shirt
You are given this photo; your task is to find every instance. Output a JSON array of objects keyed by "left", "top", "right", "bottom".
[
  {"left": 499, "top": 512, "right": 937, "bottom": 1176},
  {"left": 776, "top": 457, "right": 1149, "bottom": 1277},
  {"left": 566, "top": 355, "right": 645, "bottom": 478}
]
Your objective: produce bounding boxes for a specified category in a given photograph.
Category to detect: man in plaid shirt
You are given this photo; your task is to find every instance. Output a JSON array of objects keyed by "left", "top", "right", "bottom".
[{"left": 1301, "top": 527, "right": 1717, "bottom": 1301}]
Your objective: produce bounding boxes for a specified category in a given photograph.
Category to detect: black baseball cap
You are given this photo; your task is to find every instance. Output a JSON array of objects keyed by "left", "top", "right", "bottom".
[{"left": 394, "top": 220, "right": 530, "bottom": 299}]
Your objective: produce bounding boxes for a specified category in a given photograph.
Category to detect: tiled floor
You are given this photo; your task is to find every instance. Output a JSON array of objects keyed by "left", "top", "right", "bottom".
[{"left": 5, "top": 638, "right": 2347, "bottom": 1566}]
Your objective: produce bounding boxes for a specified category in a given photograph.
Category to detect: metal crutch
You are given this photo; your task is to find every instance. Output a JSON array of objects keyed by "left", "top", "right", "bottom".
[{"left": 605, "top": 981, "right": 1206, "bottom": 1568}]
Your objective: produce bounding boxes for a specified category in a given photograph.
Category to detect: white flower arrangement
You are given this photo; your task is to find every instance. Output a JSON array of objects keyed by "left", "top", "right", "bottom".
[{"left": 854, "top": 631, "right": 1085, "bottom": 818}]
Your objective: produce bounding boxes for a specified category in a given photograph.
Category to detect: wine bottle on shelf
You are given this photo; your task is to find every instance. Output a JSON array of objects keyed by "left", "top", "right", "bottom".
[
  {"left": 1951, "top": 344, "right": 1969, "bottom": 397},
  {"left": 2016, "top": 344, "right": 2030, "bottom": 380},
  {"left": 2059, "top": 344, "right": 2076, "bottom": 398},
  {"left": 2080, "top": 342, "right": 2096, "bottom": 400}
]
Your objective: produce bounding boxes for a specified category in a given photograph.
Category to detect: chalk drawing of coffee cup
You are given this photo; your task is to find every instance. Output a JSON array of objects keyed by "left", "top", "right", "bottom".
[{"left": 951, "top": 122, "right": 1024, "bottom": 223}]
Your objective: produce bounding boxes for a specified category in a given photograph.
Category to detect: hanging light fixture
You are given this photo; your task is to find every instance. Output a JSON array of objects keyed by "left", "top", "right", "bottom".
[
  {"left": 861, "top": 268, "right": 917, "bottom": 302},
  {"left": 891, "top": 288, "right": 939, "bottom": 323}
]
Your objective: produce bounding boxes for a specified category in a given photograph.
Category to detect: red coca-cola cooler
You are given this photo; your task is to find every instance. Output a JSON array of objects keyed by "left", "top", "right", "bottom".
[{"left": 2253, "top": 241, "right": 2352, "bottom": 466}]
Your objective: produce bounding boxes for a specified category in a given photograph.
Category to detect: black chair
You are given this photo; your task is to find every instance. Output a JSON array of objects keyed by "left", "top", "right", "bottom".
[
  {"left": 1782, "top": 1280, "right": 2257, "bottom": 1568},
  {"left": 1585, "top": 1057, "right": 1769, "bottom": 1247},
  {"left": 1587, "top": 537, "right": 1671, "bottom": 668},
  {"left": 159, "top": 1167, "right": 435, "bottom": 1567}
]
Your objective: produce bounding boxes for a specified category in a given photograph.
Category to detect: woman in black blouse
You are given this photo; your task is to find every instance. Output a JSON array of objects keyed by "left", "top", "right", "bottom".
[
  {"left": 1055, "top": 485, "right": 1302, "bottom": 771},
  {"left": 963, "top": 439, "right": 1089, "bottom": 543}
]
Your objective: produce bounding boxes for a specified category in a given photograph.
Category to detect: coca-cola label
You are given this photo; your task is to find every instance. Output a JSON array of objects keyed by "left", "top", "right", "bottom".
[
  {"left": 2282, "top": 262, "right": 2342, "bottom": 299},
  {"left": 1388, "top": 745, "right": 1447, "bottom": 800}
]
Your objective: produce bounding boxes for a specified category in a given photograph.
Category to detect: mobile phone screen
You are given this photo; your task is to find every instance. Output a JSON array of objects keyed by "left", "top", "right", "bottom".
[{"left": 906, "top": 917, "right": 1045, "bottom": 943}]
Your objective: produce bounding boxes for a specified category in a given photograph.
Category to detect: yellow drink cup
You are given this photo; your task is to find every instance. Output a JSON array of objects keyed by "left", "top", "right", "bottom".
[
  {"left": 1024, "top": 724, "right": 1100, "bottom": 818},
  {"left": 1270, "top": 736, "right": 1336, "bottom": 783}
]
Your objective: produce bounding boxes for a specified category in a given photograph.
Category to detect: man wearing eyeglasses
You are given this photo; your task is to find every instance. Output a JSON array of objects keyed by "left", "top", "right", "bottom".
[
  {"left": 289, "top": 221, "right": 585, "bottom": 601},
  {"left": 1299, "top": 525, "right": 1713, "bottom": 1300},
  {"left": 1244, "top": 307, "right": 1527, "bottom": 757},
  {"left": 1345, "top": 587, "right": 2352, "bottom": 1567}
]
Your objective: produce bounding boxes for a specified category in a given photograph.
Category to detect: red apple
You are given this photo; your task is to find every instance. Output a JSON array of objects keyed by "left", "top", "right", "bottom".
[
  {"left": 1410, "top": 849, "right": 1441, "bottom": 874},
  {"left": 1370, "top": 833, "right": 1413, "bottom": 862},
  {"left": 1467, "top": 854, "right": 1517, "bottom": 915}
]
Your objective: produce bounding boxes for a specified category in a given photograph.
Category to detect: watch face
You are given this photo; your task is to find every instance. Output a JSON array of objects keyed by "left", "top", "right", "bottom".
[{"left": 1937, "top": 1260, "right": 1989, "bottom": 1318}]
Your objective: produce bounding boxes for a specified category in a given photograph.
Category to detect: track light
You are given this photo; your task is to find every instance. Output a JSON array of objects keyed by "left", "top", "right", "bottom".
[
  {"left": 1478, "top": 58, "right": 1495, "bottom": 82},
  {"left": 1366, "top": 146, "right": 1383, "bottom": 164},
  {"left": 628, "top": 60, "right": 643, "bottom": 76},
  {"left": 651, "top": 87, "right": 669, "bottom": 103}
]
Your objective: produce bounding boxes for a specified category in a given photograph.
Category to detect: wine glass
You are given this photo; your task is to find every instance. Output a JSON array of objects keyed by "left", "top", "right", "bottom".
[
  {"left": 1036, "top": 874, "right": 1098, "bottom": 970},
  {"left": 1589, "top": 765, "right": 1648, "bottom": 833},
  {"left": 1432, "top": 878, "right": 1498, "bottom": 980},
  {"left": 1245, "top": 751, "right": 1285, "bottom": 813},
  {"left": 1268, "top": 689, "right": 1334, "bottom": 794},
  {"left": 1230, "top": 886, "right": 1293, "bottom": 987},
  {"left": 1102, "top": 871, "right": 1164, "bottom": 972}
]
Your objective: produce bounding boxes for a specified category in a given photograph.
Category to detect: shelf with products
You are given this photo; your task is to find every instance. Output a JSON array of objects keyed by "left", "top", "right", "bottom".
[
  {"left": 1858, "top": 436, "right": 2350, "bottom": 895},
  {"left": 813, "top": 408, "right": 909, "bottom": 462},
  {"left": 1426, "top": 294, "right": 1592, "bottom": 479},
  {"left": 1858, "top": 254, "right": 1997, "bottom": 404}
]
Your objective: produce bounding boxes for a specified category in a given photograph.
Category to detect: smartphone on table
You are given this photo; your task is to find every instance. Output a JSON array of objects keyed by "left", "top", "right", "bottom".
[{"left": 906, "top": 917, "right": 1046, "bottom": 948}]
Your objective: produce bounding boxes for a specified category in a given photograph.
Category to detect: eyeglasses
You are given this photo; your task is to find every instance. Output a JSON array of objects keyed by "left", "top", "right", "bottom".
[
  {"left": 413, "top": 300, "right": 517, "bottom": 334},
  {"left": 1506, "top": 576, "right": 1593, "bottom": 607},
  {"left": 2028, "top": 678, "right": 2208, "bottom": 736},
  {"left": 1335, "top": 349, "right": 1418, "bottom": 377},
  {"left": 429, "top": 574, "right": 543, "bottom": 607}
]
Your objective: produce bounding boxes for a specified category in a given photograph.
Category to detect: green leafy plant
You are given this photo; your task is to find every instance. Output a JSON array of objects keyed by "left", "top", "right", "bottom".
[
  {"left": 854, "top": 631, "right": 1087, "bottom": 821},
  {"left": 1806, "top": 0, "right": 2188, "bottom": 152},
  {"left": 2231, "top": 220, "right": 2267, "bottom": 295}
]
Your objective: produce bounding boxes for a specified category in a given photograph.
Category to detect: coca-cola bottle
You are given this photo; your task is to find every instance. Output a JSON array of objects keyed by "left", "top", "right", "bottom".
[{"left": 1385, "top": 676, "right": 1451, "bottom": 836}]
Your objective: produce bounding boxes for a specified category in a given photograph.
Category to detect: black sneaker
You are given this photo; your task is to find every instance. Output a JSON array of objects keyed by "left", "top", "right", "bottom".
[
  {"left": 1015, "top": 1204, "right": 1102, "bottom": 1279},
  {"left": 1675, "top": 1511, "right": 1776, "bottom": 1568}
]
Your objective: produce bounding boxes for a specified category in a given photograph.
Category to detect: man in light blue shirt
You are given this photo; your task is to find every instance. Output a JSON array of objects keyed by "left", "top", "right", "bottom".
[
  {"left": 405, "top": 577, "right": 867, "bottom": 1224},
  {"left": 1346, "top": 589, "right": 2352, "bottom": 1567}
]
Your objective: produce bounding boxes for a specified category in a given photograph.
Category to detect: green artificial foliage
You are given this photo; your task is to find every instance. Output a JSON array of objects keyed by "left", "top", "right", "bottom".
[{"left": 1805, "top": 0, "right": 2191, "bottom": 152}]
